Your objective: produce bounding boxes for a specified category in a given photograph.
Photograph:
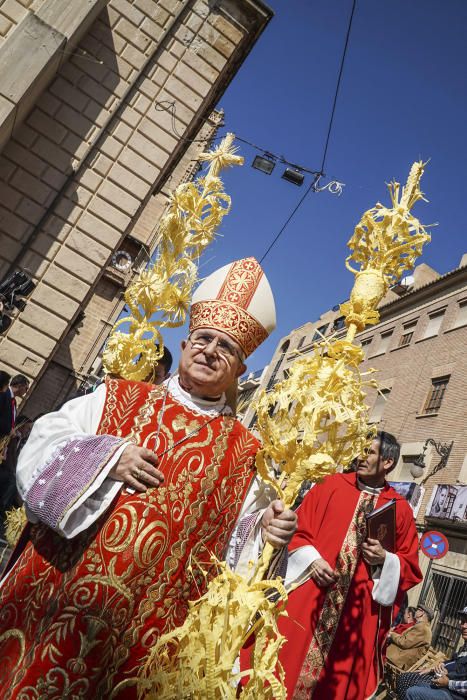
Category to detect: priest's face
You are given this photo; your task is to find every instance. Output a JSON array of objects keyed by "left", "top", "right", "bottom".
[
  {"left": 355, "top": 439, "right": 393, "bottom": 486},
  {"left": 178, "top": 329, "right": 246, "bottom": 399}
]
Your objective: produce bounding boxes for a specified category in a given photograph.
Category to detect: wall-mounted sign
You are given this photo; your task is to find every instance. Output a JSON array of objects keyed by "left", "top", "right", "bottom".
[{"left": 420, "top": 530, "right": 449, "bottom": 559}]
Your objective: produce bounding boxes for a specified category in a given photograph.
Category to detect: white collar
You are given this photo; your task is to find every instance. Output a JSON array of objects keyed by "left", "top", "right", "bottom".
[
  {"left": 357, "top": 476, "right": 385, "bottom": 496},
  {"left": 165, "top": 375, "right": 232, "bottom": 417}
]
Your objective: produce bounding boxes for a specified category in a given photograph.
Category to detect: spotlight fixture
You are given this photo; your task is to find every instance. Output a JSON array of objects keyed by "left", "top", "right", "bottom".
[
  {"left": 252, "top": 153, "right": 276, "bottom": 175},
  {"left": 282, "top": 167, "right": 305, "bottom": 186}
]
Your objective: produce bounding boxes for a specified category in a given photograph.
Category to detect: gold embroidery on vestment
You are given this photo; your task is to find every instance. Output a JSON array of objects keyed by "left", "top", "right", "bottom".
[{"left": 294, "top": 491, "right": 377, "bottom": 699}]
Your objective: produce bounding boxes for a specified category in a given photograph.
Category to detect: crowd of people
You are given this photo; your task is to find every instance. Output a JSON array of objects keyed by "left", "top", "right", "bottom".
[
  {"left": 0, "top": 371, "right": 30, "bottom": 540},
  {"left": 0, "top": 257, "right": 465, "bottom": 699}
]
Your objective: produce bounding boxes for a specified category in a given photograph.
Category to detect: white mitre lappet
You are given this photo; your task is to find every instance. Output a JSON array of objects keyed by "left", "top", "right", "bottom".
[{"left": 189, "top": 257, "right": 276, "bottom": 357}]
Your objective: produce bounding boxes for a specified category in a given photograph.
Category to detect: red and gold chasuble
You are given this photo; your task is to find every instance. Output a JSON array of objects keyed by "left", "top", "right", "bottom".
[{"left": 0, "top": 379, "right": 258, "bottom": 698}]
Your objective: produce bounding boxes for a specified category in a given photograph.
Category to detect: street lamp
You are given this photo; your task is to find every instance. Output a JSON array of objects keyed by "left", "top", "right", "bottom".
[{"left": 410, "top": 438, "right": 454, "bottom": 483}]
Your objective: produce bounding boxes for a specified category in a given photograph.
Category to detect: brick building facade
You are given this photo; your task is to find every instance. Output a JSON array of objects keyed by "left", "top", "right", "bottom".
[
  {"left": 244, "top": 253, "right": 467, "bottom": 654},
  {"left": 0, "top": 0, "right": 272, "bottom": 414}
]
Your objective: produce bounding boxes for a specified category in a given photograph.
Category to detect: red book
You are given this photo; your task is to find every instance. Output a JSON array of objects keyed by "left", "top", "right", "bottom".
[{"left": 365, "top": 498, "right": 396, "bottom": 553}]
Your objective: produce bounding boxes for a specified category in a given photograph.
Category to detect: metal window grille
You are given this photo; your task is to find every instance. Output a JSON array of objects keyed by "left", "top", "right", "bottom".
[
  {"left": 424, "top": 376, "right": 450, "bottom": 414},
  {"left": 418, "top": 565, "right": 467, "bottom": 656}
]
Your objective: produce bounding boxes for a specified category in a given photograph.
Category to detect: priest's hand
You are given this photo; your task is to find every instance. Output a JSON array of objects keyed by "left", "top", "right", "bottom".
[
  {"left": 261, "top": 500, "right": 297, "bottom": 548},
  {"left": 362, "top": 537, "right": 387, "bottom": 566},
  {"left": 310, "top": 558, "right": 337, "bottom": 587},
  {"left": 109, "top": 444, "right": 164, "bottom": 492}
]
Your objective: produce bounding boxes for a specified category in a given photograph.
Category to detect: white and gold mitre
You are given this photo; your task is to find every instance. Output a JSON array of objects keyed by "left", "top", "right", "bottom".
[{"left": 189, "top": 257, "right": 276, "bottom": 357}]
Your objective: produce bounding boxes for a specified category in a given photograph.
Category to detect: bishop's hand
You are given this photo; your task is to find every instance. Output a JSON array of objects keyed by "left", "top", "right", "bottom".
[
  {"left": 261, "top": 500, "right": 297, "bottom": 548},
  {"left": 109, "top": 444, "right": 164, "bottom": 492}
]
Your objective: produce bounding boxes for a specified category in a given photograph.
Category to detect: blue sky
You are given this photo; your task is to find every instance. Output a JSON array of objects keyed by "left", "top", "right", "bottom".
[{"left": 160, "top": 0, "right": 467, "bottom": 374}]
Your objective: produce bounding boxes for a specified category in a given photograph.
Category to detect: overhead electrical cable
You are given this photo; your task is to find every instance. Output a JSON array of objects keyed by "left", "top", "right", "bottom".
[{"left": 259, "top": 0, "right": 358, "bottom": 264}]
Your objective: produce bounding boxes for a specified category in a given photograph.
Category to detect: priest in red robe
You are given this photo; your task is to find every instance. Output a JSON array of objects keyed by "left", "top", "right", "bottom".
[
  {"left": 0, "top": 257, "right": 296, "bottom": 699},
  {"left": 275, "top": 431, "right": 423, "bottom": 700}
]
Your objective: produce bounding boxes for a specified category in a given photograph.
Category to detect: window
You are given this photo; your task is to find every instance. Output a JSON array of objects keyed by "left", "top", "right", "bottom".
[
  {"left": 297, "top": 336, "right": 306, "bottom": 349},
  {"left": 360, "top": 337, "right": 372, "bottom": 358},
  {"left": 418, "top": 570, "right": 467, "bottom": 656},
  {"left": 453, "top": 300, "right": 467, "bottom": 328},
  {"left": 376, "top": 330, "right": 393, "bottom": 354},
  {"left": 312, "top": 324, "right": 329, "bottom": 342},
  {"left": 423, "top": 375, "right": 450, "bottom": 414},
  {"left": 398, "top": 455, "right": 419, "bottom": 481},
  {"left": 266, "top": 340, "right": 290, "bottom": 391},
  {"left": 370, "top": 388, "right": 391, "bottom": 423},
  {"left": 398, "top": 320, "right": 417, "bottom": 347},
  {"left": 332, "top": 316, "right": 345, "bottom": 331},
  {"left": 423, "top": 310, "right": 445, "bottom": 339},
  {"left": 268, "top": 402, "right": 278, "bottom": 418}
]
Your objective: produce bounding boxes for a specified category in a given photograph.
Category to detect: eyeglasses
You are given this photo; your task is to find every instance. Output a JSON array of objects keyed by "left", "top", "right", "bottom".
[{"left": 189, "top": 332, "right": 243, "bottom": 363}]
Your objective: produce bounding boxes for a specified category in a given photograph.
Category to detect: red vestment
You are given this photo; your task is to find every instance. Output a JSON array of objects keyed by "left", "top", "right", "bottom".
[
  {"left": 0, "top": 379, "right": 258, "bottom": 698},
  {"left": 277, "top": 473, "right": 422, "bottom": 700}
]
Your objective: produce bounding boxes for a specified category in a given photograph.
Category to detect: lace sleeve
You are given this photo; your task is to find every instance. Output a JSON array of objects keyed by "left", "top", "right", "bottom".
[{"left": 24, "top": 434, "right": 124, "bottom": 532}]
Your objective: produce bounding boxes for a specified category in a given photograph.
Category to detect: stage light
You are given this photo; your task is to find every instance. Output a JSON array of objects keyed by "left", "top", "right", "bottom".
[
  {"left": 252, "top": 154, "right": 276, "bottom": 175},
  {"left": 282, "top": 167, "right": 305, "bottom": 186}
]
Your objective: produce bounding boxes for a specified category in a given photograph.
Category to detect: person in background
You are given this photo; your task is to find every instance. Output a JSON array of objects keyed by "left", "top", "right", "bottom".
[
  {"left": 0, "top": 374, "right": 29, "bottom": 439},
  {"left": 0, "top": 370, "right": 11, "bottom": 392},
  {"left": 144, "top": 344, "right": 173, "bottom": 384},
  {"left": 0, "top": 374, "right": 30, "bottom": 536},
  {"left": 393, "top": 607, "right": 418, "bottom": 635},
  {"left": 386, "top": 604, "right": 433, "bottom": 671},
  {"left": 269, "top": 431, "right": 422, "bottom": 700},
  {"left": 397, "top": 607, "right": 467, "bottom": 699},
  {"left": 14, "top": 416, "right": 34, "bottom": 455}
]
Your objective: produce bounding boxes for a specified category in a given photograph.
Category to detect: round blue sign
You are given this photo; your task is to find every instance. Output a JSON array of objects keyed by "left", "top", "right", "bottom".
[{"left": 420, "top": 531, "right": 449, "bottom": 559}]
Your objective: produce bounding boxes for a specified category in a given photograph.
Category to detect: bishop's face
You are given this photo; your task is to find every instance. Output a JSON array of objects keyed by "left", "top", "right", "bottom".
[{"left": 178, "top": 328, "right": 246, "bottom": 399}]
